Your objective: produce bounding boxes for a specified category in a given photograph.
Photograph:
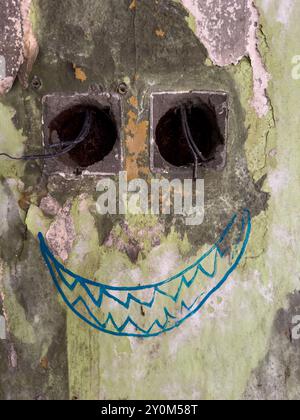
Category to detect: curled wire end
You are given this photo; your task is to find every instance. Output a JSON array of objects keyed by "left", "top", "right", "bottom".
[{"left": 0, "top": 110, "right": 93, "bottom": 162}]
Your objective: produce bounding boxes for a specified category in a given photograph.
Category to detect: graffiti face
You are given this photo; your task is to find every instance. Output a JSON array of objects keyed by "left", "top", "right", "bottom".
[
  {"left": 34, "top": 0, "right": 268, "bottom": 337},
  {"left": 2, "top": 0, "right": 267, "bottom": 338}
]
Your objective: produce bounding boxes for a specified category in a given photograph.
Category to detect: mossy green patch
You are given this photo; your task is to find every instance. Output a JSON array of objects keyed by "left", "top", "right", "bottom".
[
  {"left": 25, "top": 204, "right": 52, "bottom": 237},
  {"left": 67, "top": 195, "right": 101, "bottom": 279},
  {"left": 0, "top": 104, "right": 25, "bottom": 178},
  {"left": 228, "top": 58, "right": 276, "bottom": 183},
  {"left": 0, "top": 264, "right": 35, "bottom": 345}
]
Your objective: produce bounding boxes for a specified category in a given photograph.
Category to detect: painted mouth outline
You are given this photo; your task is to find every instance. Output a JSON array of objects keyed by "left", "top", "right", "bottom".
[{"left": 38, "top": 209, "right": 251, "bottom": 338}]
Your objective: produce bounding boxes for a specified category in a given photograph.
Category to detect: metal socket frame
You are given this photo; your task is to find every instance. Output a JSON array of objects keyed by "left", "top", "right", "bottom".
[
  {"left": 150, "top": 91, "right": 229, "bottom": 176},
  {"left": 42, "top": 92, "right": 123, "bottom": 178}
]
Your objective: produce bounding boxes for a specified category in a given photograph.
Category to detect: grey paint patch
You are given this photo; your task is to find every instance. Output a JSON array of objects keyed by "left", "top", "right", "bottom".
[
  {"left": 40, "top": 195, "right": 61, "bottom": 217},
  {"left": 181, "top": 0, "right": 251, "bottom": 66},
  {"left": 0, "top": 56, "right": 6, "bottom": 80},
  {"left": 0, "top": 0, "right": 38, "bottom": 95},
  {"left": 46, "top": 202, "right": 75, "bottom": 262},
  {"left": 0, "top": 316, "right": 6, "bottom": 340},
  {"left": 0, "top": 0, "right": 23, "bottom": 94},
  {"left": 0, "top": 235, "right": 69, "bottom": 400},
  {"left": 181, "top": 0, "right": 270, "bottom": 117},
  {"left": 244, "top": 292, "right": 300, "bottom": 400}
]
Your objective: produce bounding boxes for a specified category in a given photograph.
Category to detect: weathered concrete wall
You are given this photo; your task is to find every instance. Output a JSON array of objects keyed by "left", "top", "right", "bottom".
[
  {"left": 0, "top": 0, "right": 299, "bottom": 400},
  {"left": 0, "top": 0, "right": 38, "bottom": 94}
]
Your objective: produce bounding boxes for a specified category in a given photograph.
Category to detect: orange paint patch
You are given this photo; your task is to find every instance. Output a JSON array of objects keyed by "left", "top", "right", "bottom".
[
  {"left": 128, "top": 96, "right": 138, "bottom": 109},
  {"left": 40, "top": 357, "right": 49, "bottom": 370},
  {"left": 155, "top": 29, "right": 165, "bottom": 38},
  {"left": 129, "top": 0, "right": 136, "bottom": 10},
  {"left": 73, "top": 65, "right": 87, "bottom": 82},
  {"left": 125, "top": 105, "right": 149, "bottom": 180}
]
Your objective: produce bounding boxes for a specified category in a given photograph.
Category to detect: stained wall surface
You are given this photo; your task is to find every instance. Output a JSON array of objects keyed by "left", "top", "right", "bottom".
[{"left": 0, "top": 0, "right": 300, "bottom": 400}]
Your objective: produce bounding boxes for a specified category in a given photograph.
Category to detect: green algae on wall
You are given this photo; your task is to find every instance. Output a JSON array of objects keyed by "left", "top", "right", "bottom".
[
  {"left": 1, "top": 0, "right": 300, "bottom": 401},
  {"left": 243, "top": 0, "right": 300, "bottom": 397},
  {"left": 0, "top": 104, "right": 25, "bottom": 179}
]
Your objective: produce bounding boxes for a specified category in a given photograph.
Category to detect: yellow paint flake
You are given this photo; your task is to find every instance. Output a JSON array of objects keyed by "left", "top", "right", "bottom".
[
  {"left": 129, "top": 0, "right": 136, "bottom": 10},
  {"left": 128, "top": 96, "right": 138, "bottom": 109},
  {"left": 155, "top": 29, "right": 165, "bottom": 38},
  {"left": 73, "top": 65, "right": 87, "bottom": 82},
  {"left": 125, "top": 108, "right": 149, "bottom": 180}
]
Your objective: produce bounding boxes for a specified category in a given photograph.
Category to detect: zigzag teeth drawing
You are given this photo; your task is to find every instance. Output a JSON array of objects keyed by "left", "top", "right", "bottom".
[
  {"left": 73, "top": 297, "right": 174, "bottom": 335},
  {"left": 79, "top": 281, "right": 103, "bottom": 306},
  {"left": 55, "top": 263, "right": 78, "bottom": 290},
  {"left": 198, "top": 249, "right": 218, "bottom": 278},
  {"left": 103, "top": 288, "right": 157, "bottom": 309},
  {"left": 121, "top": 320, "right": 145, "bottom": 336},
  {"left": 102, "top": 289, "right": 131, "bottom": 308},
  {"left": 39, "top": 209, "right": 251, "bottom": 338},
  {"left": 156, "top": 276, "right": 183, "bottom": 301},
  {"left": 73, "top": 288, "right": 179, "bottom": 334},
  {"left": 179, "top": 264, "right": 198, "bottom": 283},
  {"left": 72, "top": 297, "right": 102, "bottom": 330}
]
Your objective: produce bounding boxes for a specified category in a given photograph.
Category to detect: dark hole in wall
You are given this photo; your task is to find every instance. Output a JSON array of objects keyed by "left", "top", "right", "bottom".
[
  {"left": 155, "top": 100, "right": 224, "bottom": 168},
  {"left": 49, "top": 105, "right": 118, "bottom": 168}
]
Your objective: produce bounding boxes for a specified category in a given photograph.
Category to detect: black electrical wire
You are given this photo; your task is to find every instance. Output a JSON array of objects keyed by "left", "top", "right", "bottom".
[
  {"left": 0, "top": 110, "right": 93, "bottom": 161},
  {"left": 180, "top": 105, "right": 210, "bottom": 179},
  {"left": 180, "top": 105, "right": 199, "bottom": 179}
]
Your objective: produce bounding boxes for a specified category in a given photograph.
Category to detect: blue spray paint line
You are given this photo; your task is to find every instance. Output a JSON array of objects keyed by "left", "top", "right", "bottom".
[{"left": 39, "top": 209, "right": 251, "bottom": 338}]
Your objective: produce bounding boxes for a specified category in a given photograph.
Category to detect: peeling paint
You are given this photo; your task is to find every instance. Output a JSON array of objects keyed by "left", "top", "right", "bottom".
[
  {"left": 0, "top": 0, "right": 38, "bottom": 95},
  {"left": 46, "top": 202, "right": 76, "bottom": 262},
  {"left": 73, "top": 65, "right": 87, "bottom": 83},
  {"left": 125, "top": 97, "right": 149, "bottom": 180},
  {"left": 246, "top": 0, "right": 270, "bottom": 117},
  {"left": 180, "top": 0, "right": 270, "bottom": 116},
  {"left": 40, "top": 195, "right": 61, "bottom": 218}
]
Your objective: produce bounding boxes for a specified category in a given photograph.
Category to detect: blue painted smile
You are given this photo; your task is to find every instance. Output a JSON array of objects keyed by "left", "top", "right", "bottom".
[{"left": 39, "top": 209, "right": 251, "bottom": 338}]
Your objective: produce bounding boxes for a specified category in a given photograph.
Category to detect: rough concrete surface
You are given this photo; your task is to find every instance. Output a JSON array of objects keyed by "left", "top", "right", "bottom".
[
  {"left": 0, "top": 0, "right": 38, "bottom": 94},
  {"left": 0, "top": 0, "right": 299, "bottom": 401}
]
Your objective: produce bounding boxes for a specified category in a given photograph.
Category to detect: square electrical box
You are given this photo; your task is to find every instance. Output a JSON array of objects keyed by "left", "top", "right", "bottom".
[
  {"left": 150, "top": 91, "right": 229, "bottom": 176},
  {"left": 42, "top": 93, "right": 123, "bottom": 177}
]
